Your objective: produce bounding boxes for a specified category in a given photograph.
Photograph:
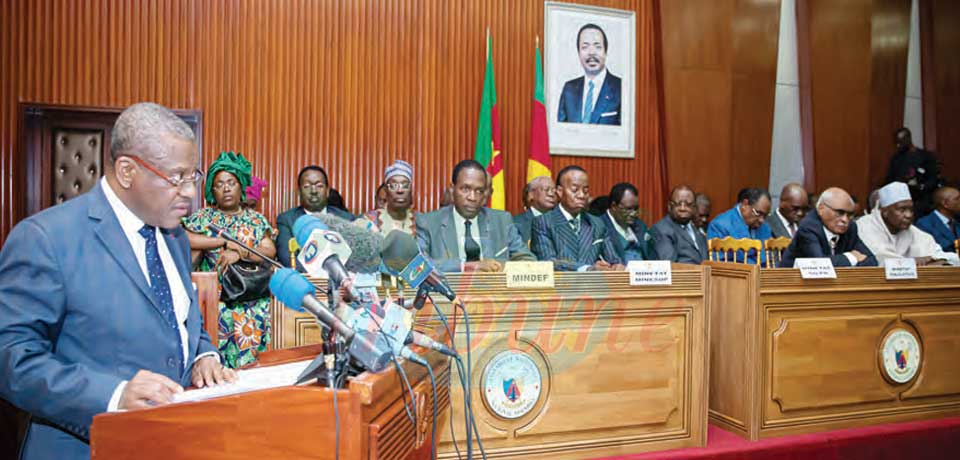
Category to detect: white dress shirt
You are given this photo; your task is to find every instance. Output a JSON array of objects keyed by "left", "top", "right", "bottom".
[
  {"left": 822, "top": 226, "right": 859, "bottom": 266},
  {"left": 776, "top": 209, "right": 796, "bottom": 237},
  {"left": 452, "top": 208, "right": 483, "bottom": 265},
  {"left": 559, "top": 204, "right": 592, "bottom": 272},
  {"left": 581, "top": 68, "right": 607, "bottom": 120},
  {"left": 606, "top": 210, "right": 637, "bottom": 243}
]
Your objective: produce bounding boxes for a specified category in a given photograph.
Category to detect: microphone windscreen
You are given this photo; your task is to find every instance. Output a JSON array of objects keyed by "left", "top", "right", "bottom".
[
  {"left": 293, "top": 215, "right": 328, "bottom": 247},
  {"left": 381, "top": 230, "right": 422, "bottom": 274},
  {"left": 314, "top": 213, "right": 384, "bottom": 273},
  {"left": 269, "top": 268, "right": 315, "bottom": 312}
]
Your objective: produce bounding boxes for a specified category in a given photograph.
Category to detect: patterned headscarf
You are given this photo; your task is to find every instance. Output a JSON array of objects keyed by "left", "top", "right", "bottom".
[{"left": 205, "top": 151, "right": 252, "bottom": 205}]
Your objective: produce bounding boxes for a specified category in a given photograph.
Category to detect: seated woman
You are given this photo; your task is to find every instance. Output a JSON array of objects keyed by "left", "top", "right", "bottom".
[{"left": 182, "top": 151, "right": 276, "bottom": 368}]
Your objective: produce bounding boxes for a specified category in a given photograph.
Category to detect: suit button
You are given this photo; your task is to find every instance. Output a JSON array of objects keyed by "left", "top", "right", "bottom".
[{"left": 167, "top": 357, "right": 176, "bottom": 368}]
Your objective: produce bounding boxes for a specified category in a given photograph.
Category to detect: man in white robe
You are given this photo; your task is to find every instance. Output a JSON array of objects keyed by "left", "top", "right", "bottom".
[{"left": 858, "top": 182, "right": 959, "bottom": 266}]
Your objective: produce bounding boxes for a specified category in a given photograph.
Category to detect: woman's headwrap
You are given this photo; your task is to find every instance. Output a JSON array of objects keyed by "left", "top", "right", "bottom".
[{"left": 205, "top": 151, "right": 252, "bottom": 205}]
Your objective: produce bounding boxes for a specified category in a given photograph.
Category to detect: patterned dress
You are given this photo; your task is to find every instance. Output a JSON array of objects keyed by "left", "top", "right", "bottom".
[{"left": 182, "top": 207, "right": 274, "bottom": 368}]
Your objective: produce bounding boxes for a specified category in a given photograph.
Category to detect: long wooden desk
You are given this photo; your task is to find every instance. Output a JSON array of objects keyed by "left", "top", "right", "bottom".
[
  {"left": 706, "top": 262, "right": 960, "bottom": 440},
  {"left": 273, "top": 266, "right": 710, "bottom": 459}
]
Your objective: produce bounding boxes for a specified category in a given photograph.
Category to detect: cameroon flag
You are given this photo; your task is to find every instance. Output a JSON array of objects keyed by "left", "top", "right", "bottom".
[
  {"left": 527, "top": 38, "right": 551, "bottom": 182},
  {"left": 474, "top": 31, "right": 505, "bottom": 210}
]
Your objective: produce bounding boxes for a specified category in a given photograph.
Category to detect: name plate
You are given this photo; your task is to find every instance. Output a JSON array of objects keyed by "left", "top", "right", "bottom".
[
  {"left": 627, "top": 260, "right": 672, "bottom": 286},
  {"left": 885, "top": 258, "right": 918, "bottom": 280},
  {"left": 504, "top": 261, "right": 555, "bottom": 288},
  {"left": 795, "top": 258, "right": 837, "bottom": 279}
]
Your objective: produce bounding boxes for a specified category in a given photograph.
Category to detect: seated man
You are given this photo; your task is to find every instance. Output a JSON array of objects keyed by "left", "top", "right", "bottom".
[
  {"left": 416, "top": 160, "right": 534, "bottom": 272},
  {"left": 779, "top": 187, "right": 877, "bottom": 268},
  {"left": 858, "top": 182, "right": 959, "bottom": 266},
  {"left": 358, "top": 160, "right": 416, "bottom": 236},
  {"left": 707, "top": 188, "right": 773, "bottom": 264},
  {"left": 768, "top": 183, "right": 808, "bottom": 238},
  {"left": 694, "top": 193, "right": 711, "bottom": 236},
  {"left": 531, "top": 165, "right": 623, "bottom": 271},
  {"left": 915, "top": 186, "right": 959, "bottom": 252},
  {"left": 276, "top": 165, "right": 355, "bottom": 268},
  {"left": 652, "top": 185, "right": 708, "bottom": 264},
  {"left": 513, "top": 176, "right": 557, "bottom": 243},
  {"left": 601, "top": 182, "right": 653, "bottom": 261}
]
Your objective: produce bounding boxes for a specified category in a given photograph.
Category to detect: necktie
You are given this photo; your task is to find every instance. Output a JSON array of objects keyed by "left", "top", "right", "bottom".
[
  {"left": 464, "top": 220, "right": 480, "bottom": 262},
  {"left": 139, "top": 225, "right": 184, "bottom": 372},
  {"left": 790, "top": 223, "right": 798, "bottom": 237},
  {"left": 829, "top": 235, "right": 839, "bottom": 255},
  {"left": 582, "top": 80, "right": 595, "bottom": 122},
  {"left": 685, "top": 224, "right": 699, "bottom": 250},
  {"left": 569, "top": 217, "right": 581, "bottom": 234}
]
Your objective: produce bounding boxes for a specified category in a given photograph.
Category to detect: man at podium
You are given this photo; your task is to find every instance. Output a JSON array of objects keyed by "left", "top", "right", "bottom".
[{"left": 0, "top": 103, "right": 234, "bottom": 460}]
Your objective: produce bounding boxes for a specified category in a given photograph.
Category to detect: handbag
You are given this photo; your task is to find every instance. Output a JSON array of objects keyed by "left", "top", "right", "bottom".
[{"left": 220, "top": 259, "right": 273, "bottom": 303}]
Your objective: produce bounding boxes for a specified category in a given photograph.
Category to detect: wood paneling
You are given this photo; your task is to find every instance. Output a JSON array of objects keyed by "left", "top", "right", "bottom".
[
  {"left": 926, "top": 0, "right": 960, "bottom": 184},
  {"left": 804, "top": 0, "right": 911, "bottom": 202},
  {"left": 0, "top": 0, "right": 665, "bottom": 246},
  {"left": 707, "top": 262, "right": 960, "bottom": 440},
  {"left": 660, "top": 0, "right": 780, "bottom": 210}
]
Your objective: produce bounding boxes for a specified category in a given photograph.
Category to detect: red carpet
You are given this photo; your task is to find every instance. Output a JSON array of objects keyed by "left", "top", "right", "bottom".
[{"left": 596, "top": 417, "right": 960, "bottom": 460}]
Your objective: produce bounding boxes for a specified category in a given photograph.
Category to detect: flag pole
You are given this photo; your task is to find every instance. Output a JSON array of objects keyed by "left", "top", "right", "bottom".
[{"left": 486, "top": 27, "right": 490, "bottom": 57}]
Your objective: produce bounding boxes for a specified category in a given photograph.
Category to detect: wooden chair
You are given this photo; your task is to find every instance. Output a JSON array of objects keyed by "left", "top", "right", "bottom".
[
  {"left": 764, "top": 237, "right": 792, "bottom": 268},
  {"left": 191, "top": 272, "right": 220, "bottom": 342},
  {"left": 708, "top": 236, "right": 763, "bottom": 266},
  {"left": 955, "top": 239, "right": 959, "bottom": 256}
]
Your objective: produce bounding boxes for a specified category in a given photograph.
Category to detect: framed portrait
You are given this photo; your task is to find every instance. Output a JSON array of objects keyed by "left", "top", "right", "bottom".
[{"left": 545, "top": 2, "right": 636, "bottom": 158}]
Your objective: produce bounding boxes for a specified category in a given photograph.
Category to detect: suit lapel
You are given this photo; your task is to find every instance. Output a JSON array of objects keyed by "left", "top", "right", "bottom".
[
  {"left": 88, "top": 185, "right": 162, "bottom": 317},
  {"left": 478, "top": 209, "right": 494, "bottom": 259},
  {"left": 570, "top": 77, "right": 585, "bottom": 122},
  {"left": 550, "top": 209, "right": 578, "bottom": 260},
  {"left": 439, "top": 207, "right": 460, "bottom": 260},
  {"left": 578, "top": 214, "right": 596, "bottom": 261},
  {"left": 162, "top": 229, "right": 197, "bottom": 308},
  {"left": 589, "top": 77, "right": 615, "bottom": 123}
]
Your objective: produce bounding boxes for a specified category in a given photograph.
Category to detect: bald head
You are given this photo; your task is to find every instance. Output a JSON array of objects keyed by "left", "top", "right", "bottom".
[
  {"left": 817, "top": 187, "right": 856, "bottom": 235},
  {"left": 778, "top": 183, "right": 809, "bottom": 225},
  {"left": 933, "top": 186, "right": 960, "bottom": 216}
]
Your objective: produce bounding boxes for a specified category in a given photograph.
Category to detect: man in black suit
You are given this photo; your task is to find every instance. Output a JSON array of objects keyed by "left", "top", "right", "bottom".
[
  {"left": 513, "top": 176, "right": 557, "bottom": 243},
  {"left": 275, "top": 165, "right": 355, "bottom": 268},
  {"left": 652, "top": 185, "right": 708, "bottom": 264},
  {"left": 779, "top": 187, "right": 877, "bottom": 268},
  {"left": 768, "top": 183, "right": 809, "bottom": 239},
  {"left": 531, "top": 165, "right": 623, "bottom": 271},
  {"left": 556, "top": 24, "right": 621, "bottom": 125},
  {"left": 601, "top": 182, "right": 654, "bottom": 262}
]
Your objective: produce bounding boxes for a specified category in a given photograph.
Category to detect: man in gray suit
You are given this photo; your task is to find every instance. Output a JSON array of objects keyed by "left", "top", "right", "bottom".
[
  {"left": 768, "top": 183, "right": 809, "bottom": 239},
  {"left": 416, "top": 160, "right": 534, "bottom": 272},
  {"left": 652, "top": 185, "right": 708, "bottom": 264},
  {"left": 513, "top": 175, "right": 557, "bottom": 243}
]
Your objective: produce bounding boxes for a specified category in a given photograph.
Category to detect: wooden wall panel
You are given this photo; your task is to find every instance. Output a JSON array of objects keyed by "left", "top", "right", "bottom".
[
  {"left": 0, "top": 0, "right": 665, "bottom": 246},
  {"left": 805, "top": 0, "right": 911, "bottom": 203},
  {"left": 660, "top": 0, "right": 780, "bottom": 212},
  {"left": 928, "top": 0, "right": 960, "bottom": 184}
]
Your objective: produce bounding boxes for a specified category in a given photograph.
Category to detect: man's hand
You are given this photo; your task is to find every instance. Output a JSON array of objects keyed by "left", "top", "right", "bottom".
[
  {"left": 850, "top": 250, "right": 868, "bottom": 263},
  {"left": 191, "top": 356, "right": 237, "bottom": 389},
  {"left": 916, "top": 256, "right": 948, "bottom": 267},
  {"left": 463, "top": 259, "right": 503, "bottom": 272},
  {"left": 592, "top": 260, "right": 616, "bottom": 271},
  {"left": 119, "top": 370, "right": 183, "bottom": 410}
]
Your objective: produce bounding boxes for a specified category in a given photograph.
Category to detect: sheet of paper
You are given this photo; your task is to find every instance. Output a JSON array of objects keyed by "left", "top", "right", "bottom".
[{"left": 172, "top": 359, "right": 314, "bottom": 404}]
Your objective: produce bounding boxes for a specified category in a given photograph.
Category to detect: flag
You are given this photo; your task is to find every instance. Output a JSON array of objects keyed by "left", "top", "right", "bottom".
[
  {"left": 474, "top": 30, "right": 505, "bottom": 210},
  {"left": 527, "top": 38, "right": 551, "bottom": 183}
]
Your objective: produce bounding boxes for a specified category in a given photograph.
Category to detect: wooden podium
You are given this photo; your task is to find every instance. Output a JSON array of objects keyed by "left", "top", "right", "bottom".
[
  {"left": 706, "top": 262, "right": 960, "bottom": 440},
  {"left": 274, "top": 266, "right": 711, "bottom": 459},
  {"left": 90, "top": 342, "right": 451, "bottom": 460}
]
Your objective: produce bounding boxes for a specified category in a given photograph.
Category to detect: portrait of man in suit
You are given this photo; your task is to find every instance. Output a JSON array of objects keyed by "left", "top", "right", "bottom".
[{"left": 557, "top": 23, "right": 621, "bottom": 126}]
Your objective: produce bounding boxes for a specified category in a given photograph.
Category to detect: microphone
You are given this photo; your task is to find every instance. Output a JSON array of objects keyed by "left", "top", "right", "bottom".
[
  {"left": 314, "top": 213, "right": 384, "bottom": 273},
  {"left": 341, "top": 296, "right": 457, "bottom": 358},
  {"left": 270, "top": 268, "right": 392, "bottom": 372},
  {"left": 293, "top": 215, "right": 357, "bottom": 298},
  {"left": 380, "top": 231, "right": 457, "bottom": 305}
]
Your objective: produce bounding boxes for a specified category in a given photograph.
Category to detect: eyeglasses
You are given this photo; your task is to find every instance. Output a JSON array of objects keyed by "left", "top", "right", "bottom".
[
  {"left": 750, "top": 206, "right": 770, "bottom": 219},
  {"left": 386, "top": 182, "right": 411, "bottom": 192},
  {"left": 670, "top": 200, "right": 695, "bottom": 208},
  {"left": 823, "top": 203, "right": 856, "bottom": 219},
  {"left": 300, "top": 183, "right": 327, "bottom": 192},
  {"left": 617, "top": 207, "right": 639, "bottom": 216},
  {"left": 212, "top": 179, "right": 239, "bottom": 192},
  {"left": 123, "top": 155, "right": 204, "bottom": 189}
]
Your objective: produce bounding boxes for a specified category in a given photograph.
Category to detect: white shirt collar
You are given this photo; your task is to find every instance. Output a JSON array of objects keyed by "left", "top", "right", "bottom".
[
  {"left": 776, "top": 208, "right": 795, "bottom": 235},
  {"left": 606, "top": 209, "right": 636, "bottom": 242},
  {"left": 530, "top": 207, "right": 543, "bottom": 217},
  {"left": 585, "top": 68, "right": 607, "bottom": 89},
  {"left": 558, "top": 203, "right": 579, "bottom": 222},
  {"left": 934, "top": 210, "right": 953, "bottom": 226},
  {"left": 305, "top": 206, "right": 328, "bottom": 217},
  {"left": 822, "top": 226, "right": 839, "bottom": 241},
  {"left": 101, "top": 177, "right": 148, "bottom": 236}
]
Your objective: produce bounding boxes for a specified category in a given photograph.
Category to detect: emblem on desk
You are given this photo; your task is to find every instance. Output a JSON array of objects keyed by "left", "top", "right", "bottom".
[
  {"left": 482, "top": 351, "right": 542, "bottom": 419},
  {"left": 880, "top": 328, "right": 921, "bottom": 384}
]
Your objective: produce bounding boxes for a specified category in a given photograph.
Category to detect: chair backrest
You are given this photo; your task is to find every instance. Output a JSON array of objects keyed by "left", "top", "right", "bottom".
[
  {"left": 288, "top": 238, "right": 300, "bottom": 269},
  {"left": 191, "top": 272, "right": 220, "bottom": 342},
  {"left": 955, "top": 239, "right": 959, "bottom": 256},
  {"left": 708, "top": 236, "right": 762, "bottom": 266},
  {"left": 764, "top": 237, "right": 792, "bottom": 268}
]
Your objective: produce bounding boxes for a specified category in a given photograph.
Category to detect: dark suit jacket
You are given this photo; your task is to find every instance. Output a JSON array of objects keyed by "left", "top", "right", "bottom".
[
  {"left": 556, "top": 72, "right": 622, "bottom": 125},
  {"left": 531, "top": 207, "right": 622, "bottom": 271},
  {"left": 915, "top": 211, "right": 958, "bottom": 253},
  {"left": 651, "top": 216, "right": 708, "bottom": 264},
  {"left": 513, "top": 209, "right": 536, "bottom": 244},
  {"left": 0, "top": 183, "right": 217, "bottom": 460},
  {"left": 778, "top": 211, "right": 878, "bottom": 268},
  {"left": 767, "top": 210, "right": 794, "bottom": 239},
  {"left": 415, "top": 206, "right": 535, "bottom": 273},
  {"left": 275, "top": 205, "right": 355, "bottom": 269},
  {"left": 600, "top": 212, "right": 653, "bottom": 261}
]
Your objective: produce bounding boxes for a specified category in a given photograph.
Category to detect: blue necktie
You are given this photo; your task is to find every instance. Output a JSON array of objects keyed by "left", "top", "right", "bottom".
[
  {"left": 139, "top": 225, "right": 184, "bottom": 372},
  {"left": 582, "top": 80, "right": 595, "bottom": 122},
  {"left": 685, "top": 224, "right": 699, "bottom": 250}
]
